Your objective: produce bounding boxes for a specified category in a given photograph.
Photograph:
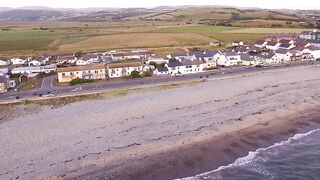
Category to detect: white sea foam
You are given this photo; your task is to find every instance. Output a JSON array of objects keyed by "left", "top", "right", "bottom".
[{"left": 177, "top": 128, "right": 320, "bottom": 180}]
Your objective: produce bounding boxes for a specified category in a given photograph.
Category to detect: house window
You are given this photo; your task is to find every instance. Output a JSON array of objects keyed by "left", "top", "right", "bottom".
[{"left": 62, "top": 73, "right": 65, "bottom": 76}]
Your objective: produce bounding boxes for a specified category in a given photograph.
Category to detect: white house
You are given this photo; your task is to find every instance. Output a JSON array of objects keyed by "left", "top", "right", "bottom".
[
  {"left": 217, "top": 51, "right": 241, "bottom": 66},
  {"left": 11, "top": 57, "right": 27, "bottom": 65},
  {"left": 107, "top": 62, "right": 143, "bottom": 78},
  {"left": 0, "top": 60, "right": 10, "bottom": 66},
  {"left": 181, "top": 59, "right": 205, "bottom": 74},
  {"left": 240, "top": 54, "right": 258, "bottom": 66},
  {"left": 265, "top": 41, "right": 281, "bottom": 50},
  {"left": 256, "top": 52, "right": 281, "bottom": 64},
  {"left": 190, "top": 51, "right": 220, "bottom": 69},
  {"left": 166, "top": 60, "right": 185, "bottom": 76},
  {"left": 275, "top": 49, "right": 301, "bottom": 62}
]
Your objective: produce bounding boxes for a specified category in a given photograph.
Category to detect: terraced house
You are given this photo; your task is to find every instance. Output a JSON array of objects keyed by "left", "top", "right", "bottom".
[
  {"left": 107, "top": 62, "right": 143, "bottom": 78},
  {"left": 57, "top": 64, "right": 106, "bottom": 83}
]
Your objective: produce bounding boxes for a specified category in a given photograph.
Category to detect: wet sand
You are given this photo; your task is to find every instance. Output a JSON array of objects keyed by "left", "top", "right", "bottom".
[
  {"left": 1, "top": 65, "right": 320, "bottom": 180},
  {"left": 78, "top": 107, "right": 320, "bottom": 180}
]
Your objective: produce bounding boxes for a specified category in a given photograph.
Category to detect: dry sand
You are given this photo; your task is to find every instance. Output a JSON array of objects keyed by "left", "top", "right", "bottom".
[{"left": 1, "top": 65, "right": 320, "bottom": 180}]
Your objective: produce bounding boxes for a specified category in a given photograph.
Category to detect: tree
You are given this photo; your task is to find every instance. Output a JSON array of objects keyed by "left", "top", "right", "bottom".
[
  {"left": 75, "top": 51, "right": 82, "bottom": 58},
  {"left": 130, "top": 71, "right": 142, "bottom": 78}
]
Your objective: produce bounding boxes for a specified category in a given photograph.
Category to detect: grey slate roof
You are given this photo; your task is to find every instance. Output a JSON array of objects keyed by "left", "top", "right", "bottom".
[
  {"left": 167, "top": 61, "right": 184, "bottom": 67},
  {"left": 279, "top": 43, "right": 291, "bottom": 48},
  {"left": 240, "top": 54, "right": 255, "bottom": 61},
  {"left": 156, "top": 67, "right": 169, "bottom": 72}
]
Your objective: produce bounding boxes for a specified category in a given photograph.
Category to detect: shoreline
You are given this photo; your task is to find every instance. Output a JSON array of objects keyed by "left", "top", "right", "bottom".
[
  {"left": 74, "top": 106, "right": 320, "bottom": 180},
  {"left": 1, "top": 64, "right": 320, "bottom": 180}
]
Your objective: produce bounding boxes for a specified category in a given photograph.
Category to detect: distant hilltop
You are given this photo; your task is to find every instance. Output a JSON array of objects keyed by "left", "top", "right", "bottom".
[{"left": 0, "top": 6, "right": 318, "bottom": 28}]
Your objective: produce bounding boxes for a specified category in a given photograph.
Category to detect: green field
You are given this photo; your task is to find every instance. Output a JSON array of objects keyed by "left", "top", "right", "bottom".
[
  {"left": 0, "top": 24, "right": 314, "bottom": 57},
  {"left": 156, "top": 26, "right": 240, "bottom": 34}
]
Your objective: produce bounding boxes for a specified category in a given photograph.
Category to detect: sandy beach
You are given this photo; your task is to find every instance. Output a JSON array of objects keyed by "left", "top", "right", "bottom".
[{"left": 1, "top": 64, "right": 320, "bottom": 180}]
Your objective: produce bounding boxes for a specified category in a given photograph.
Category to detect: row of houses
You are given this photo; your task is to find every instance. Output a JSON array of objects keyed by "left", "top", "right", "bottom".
[
  {"left": 57, "top": 63, "right": 147, "bottom": 83},
  {"left": 0, "top": 50, "right": 153, "bottom": 68}
]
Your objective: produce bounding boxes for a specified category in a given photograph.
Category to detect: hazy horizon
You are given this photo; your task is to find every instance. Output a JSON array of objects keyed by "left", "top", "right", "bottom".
[{"left": 0, "top": 0, "right": 319, "bottom": 10}]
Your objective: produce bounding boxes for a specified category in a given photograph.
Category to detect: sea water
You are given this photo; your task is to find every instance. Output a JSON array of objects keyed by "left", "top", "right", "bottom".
[{"left": 181, "top": 129, "right": 320, "bottom": 180}]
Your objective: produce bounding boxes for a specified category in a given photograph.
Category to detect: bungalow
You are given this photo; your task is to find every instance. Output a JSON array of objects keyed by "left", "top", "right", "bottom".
[
  {"left": 107, "top": 62, "right": 143, "bottom": 78},
  {"left": 146, "top": 56, "right": 169, "bottom": 65},
  {"left": 75, "top": 59, "right": 88, "bottom": 66},
  {"left": 100, "top": 55, "right": 113, "bottom": 64},
  {"left": 11, "top": 57, "right": 27, "bottom": 66},
  {"left": 232, "top": 41, "right": 244, "bottom": 47},
  {"left": 265, "top": 41, "right": 281, "bottom": 50},
  {"left": 57, "top": 64, "right": 106, "bottom": 83},
  {"left": 56, "top": 54, "right": 77, "bottom": 64},
  {"left": 254, "top": 40, "right": 267, "bottom": 48},
  {"left": 209, "top": 41, "right": 223, "bottom": 47},
  {"left": 111, "top": 51, "right": 151, "bottom": 61},
  {"left": 81, "top": 54, "right": 100, "bottom": 64},
  {"left": 0, "top": 59, "right": 10, "bottom": 66},
  {"left": 34, "top": 55, "right": 51, "bottom": 65},
  {"left": 166, "top": 53, "right": 192, "bottom": 60},
  {"left": 28, "top": 59, "right": 42, "bottom": 66},
  {"left": 11, "top": 64, "right": 57, "bottom": 74},
  {"left": 217, "top": 51, "right": 241, "bottom": 67},
  {"left": 154, "top": 67, "right": 170, "bottom": 76},
  {"left": 256, "top": 52, "right": 280, "bottom": 64},
  {"left": 240, "top": 54, "right": 258, "bottom": 66}
]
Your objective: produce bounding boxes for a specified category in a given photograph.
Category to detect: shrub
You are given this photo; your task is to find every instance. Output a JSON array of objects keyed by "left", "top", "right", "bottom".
[
  {"left": 69, "top": 78, "right": 95, "bottom": 86},
  {"left": 130, "top": 71, "right": 142, "bottom": 78},
  {"left": 142, "top": 71, "right": 153, "bottom": 77}
]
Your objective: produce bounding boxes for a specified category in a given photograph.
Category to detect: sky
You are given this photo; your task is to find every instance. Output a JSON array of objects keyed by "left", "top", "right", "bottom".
[{"left": 0, "top": 0, "right": 319, "bottom": 10}]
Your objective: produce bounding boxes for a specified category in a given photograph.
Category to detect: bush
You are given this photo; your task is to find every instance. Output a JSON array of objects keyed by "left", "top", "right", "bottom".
[
  {"left": 142, "top": 71, "right": 153, "bottom": 77},
  {"left": 69, "top": 78, "right": 95, "bottom": 86},
  {"left": 130, "top": 71, "right": 142, "bottom": 78}
]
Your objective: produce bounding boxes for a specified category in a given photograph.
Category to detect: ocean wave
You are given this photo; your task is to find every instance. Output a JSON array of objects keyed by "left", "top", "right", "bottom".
[{"left": 178, "top": 128, "right": 320, "bottom": 180}]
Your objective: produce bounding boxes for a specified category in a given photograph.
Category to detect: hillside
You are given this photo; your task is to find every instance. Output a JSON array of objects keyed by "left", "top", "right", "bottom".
[{"left": 0, "top": 9, "right": 65, "bottom": 21}]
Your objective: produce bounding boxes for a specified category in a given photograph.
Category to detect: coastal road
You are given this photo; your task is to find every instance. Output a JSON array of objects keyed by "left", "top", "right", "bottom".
[{"left": 0, "top": 60, "right": 319, "bottom": 102}]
